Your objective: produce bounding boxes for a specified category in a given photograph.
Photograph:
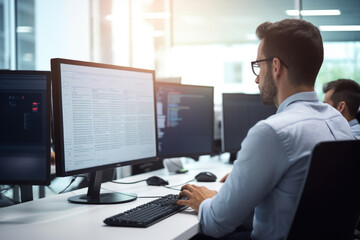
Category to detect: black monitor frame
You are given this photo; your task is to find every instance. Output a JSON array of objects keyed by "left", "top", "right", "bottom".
[
  {"left": 0, "top": 70, "right": 51, "bottom": 186},
  {"left": 222, "top": 93, "right": 276, "bottom": 155},
  {"left": 51, "top": 58, "right": 159, "bottom": 204},
  {"left": 155, "top": 82, "right": 214, "bottom": 160}
]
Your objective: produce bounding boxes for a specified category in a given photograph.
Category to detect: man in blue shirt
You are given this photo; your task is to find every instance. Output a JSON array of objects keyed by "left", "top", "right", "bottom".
[
  {"left": 177, "top": 19, "right": 354, "bottom": 240},
  {"left": 323, "top": 79, "right": 360, "bottom": 139}
]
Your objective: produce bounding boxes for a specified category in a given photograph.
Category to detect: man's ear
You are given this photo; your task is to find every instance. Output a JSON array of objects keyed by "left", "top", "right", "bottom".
[
  {"left": 336, "top": 101, "right": 346, "bottom": 113},
  {"left": 272, "top": 57, "right": 283, "bottom": 80}
]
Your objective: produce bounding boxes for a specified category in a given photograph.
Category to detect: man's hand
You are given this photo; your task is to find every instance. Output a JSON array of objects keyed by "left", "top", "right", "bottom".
[
  {"left": 219, "top": 172, "right": 230, "bottom": 182},
  {"left": 177, "top": 184, "right": 217, "bottom": 213}
]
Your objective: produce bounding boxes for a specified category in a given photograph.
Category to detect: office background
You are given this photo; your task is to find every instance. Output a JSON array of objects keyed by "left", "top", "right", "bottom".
[
  {"left": 0, "top": 0, "right": 359, "bottom": 200},
  {"left": 1, "top": 0, "right": 359, "bottom": 104}
]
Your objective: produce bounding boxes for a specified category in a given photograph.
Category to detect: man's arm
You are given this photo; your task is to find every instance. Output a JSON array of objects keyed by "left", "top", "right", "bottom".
[{"left": 180, "top": 122, "right": 288, "bottom": 238}]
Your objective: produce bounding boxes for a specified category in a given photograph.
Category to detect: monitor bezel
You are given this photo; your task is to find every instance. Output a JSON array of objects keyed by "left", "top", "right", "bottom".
[
  {"left": 155, "top": 82, "right": 214, "bottom": 159},
  {"left": 0, "top": 70, "right": 51, "bottom": 186},
  {"left": 51, "top": 58, "right": 159, "bottom": 177}
]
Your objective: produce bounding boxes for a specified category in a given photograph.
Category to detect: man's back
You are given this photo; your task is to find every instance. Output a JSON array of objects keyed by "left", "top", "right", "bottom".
[
  {"left": 179, "top": 18, "right": 355, "bottom": 240},
  {"left": 252, "top": 92, "right": 354, "bottom": 239},
  {"left": 198, "top": 92, "right": 354, "bottom": 240}
]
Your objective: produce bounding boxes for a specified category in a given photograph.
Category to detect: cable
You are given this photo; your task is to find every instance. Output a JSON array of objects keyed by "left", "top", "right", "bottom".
[
  {"left": 58, "top": 175, "right": 86, "bottom": 194},
  {"left": 111, "top": 179, "right": 147, "bottom": 184},
  {"left": 0, "top": 185, "right": 14, "bottom": 193},
  {"left": 163, "top": 179, "right": 196, "bottom": 191},
  {"left": 111, "top": 177, "right": 195, "bottom": 192},
  {"left": 58, "top": 176, "right": 77, "bottom": 194},
  {"left": 163, "top": 186, "right": 182, "bottom": 191},
  {"left": 104, "top": 178, "right": 196, "bottom": 196}
]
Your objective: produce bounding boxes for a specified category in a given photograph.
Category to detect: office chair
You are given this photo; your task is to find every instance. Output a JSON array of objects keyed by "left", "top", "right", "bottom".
[{"left": 286, "top": 140, "right": 360, "bottom": 240}]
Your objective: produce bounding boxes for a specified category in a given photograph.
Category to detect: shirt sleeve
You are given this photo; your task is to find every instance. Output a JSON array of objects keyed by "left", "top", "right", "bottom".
[{"left": 198, "top": 121, "right": 289, "bottom": 238}]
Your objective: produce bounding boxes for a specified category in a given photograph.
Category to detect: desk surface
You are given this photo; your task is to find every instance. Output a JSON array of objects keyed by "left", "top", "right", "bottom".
[{"left": 0, "top": 156, "right": 232, "bottom": 240}]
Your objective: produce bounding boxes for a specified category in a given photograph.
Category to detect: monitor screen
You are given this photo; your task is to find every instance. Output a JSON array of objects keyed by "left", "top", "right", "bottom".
[
  {"left": 51, "top": 58, "right": 158, "bottom": 204},
  {"left": 222, "top": 93, "right": 276, "bottom": 153},
  {"left": 156, "top": 83, "right": 214, "bottom": 158},
  {"left": 0, "top": 71, "right": 50, "bottom": 185}
]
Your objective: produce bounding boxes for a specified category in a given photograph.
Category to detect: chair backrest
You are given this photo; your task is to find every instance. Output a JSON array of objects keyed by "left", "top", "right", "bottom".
[{"left": 286, "top": 140, "right": 360, "bottom": 240}]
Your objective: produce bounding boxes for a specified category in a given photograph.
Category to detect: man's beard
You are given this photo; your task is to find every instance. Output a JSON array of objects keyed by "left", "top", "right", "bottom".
[{"left": 260, "top": 70, "right": 277, "bottom": 106}]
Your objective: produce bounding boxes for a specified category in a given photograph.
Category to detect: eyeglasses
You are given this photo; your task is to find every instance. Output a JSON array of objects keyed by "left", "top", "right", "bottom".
[{"left": 251, "top": 57, "right": 289, "bottom": 76}]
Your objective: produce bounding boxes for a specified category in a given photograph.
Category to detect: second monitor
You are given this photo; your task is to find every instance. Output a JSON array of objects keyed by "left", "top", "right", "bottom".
[
  {"left": 156, "top": 83, "right": 214, "bottom": 159},
  {"left": 222, "top": 93, "right": 277, "bottom": 155}
]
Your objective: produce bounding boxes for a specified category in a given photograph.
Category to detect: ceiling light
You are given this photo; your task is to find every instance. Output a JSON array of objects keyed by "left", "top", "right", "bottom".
[
  {"left": 319, "top": 25, "right": 360, "bottom": 31},
  {"left": 286, "top": 9, "right": 341, "bottom": 16},
  {"left": 17, "top": 26, "right": 33, "bottom": 33}
]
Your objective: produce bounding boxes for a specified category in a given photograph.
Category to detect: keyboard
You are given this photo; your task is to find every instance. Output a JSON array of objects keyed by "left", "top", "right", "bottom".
[{"left": 103, "top": 194, "right": 188, "bottom": 227}]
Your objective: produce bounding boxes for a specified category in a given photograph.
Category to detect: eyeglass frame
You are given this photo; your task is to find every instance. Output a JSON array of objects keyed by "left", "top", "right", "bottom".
[{"left": 251, "top": 57, "right": 289, "bottom": 76}]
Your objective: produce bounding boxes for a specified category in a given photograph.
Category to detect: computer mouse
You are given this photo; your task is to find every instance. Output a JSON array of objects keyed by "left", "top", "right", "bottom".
[
  {"left": 146, "top": 176, "right": 169, "bottom": 186},
  {"left": 195, "top": 171, "right": 217, "bottom": 182}
]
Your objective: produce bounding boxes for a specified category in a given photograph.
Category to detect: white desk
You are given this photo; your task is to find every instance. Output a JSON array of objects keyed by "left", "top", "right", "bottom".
[{"left": 0, "top": 157, "right": 232, "bottom": 240}]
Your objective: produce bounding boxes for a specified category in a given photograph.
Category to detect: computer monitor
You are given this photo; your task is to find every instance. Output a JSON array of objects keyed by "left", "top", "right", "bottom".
[
  {"left": 51, "top": 58, "right": 158, "bottom": 204},
  {"left": 0, "top": 70, "right": 51, "bottom": 201},
  {"left": 156, "top": 82, "right": 214, "bottom": 159},
  {"left": 222, "top": 93, "right": 276, "bottom": 155}
]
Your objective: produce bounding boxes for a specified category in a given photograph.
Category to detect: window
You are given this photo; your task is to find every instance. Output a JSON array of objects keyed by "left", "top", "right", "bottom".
[{"left": 1, "top": 0, "right": 359, "bottom": 99}]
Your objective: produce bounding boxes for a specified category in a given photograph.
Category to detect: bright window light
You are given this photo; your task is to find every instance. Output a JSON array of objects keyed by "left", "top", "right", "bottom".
[
  {"left": 142, "top": 12, "right": 171, "bottom": 19},
  {"left": 319, "top": 25, "right": 360, "bottom": 31},
  {"left": 246, "top": 34, "right": 257, "bottom": 41},
  {"left": 286, "top": 9, "right": 341, "bottom": 16},
  {"left": 152, "top": 30, "right": 166, "bottom": 37},
  {"left": 105, "top": 14, "right": 113, "bottom": 21}
]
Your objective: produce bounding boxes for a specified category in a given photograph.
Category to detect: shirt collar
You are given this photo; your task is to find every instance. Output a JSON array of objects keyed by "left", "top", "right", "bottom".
[
  {"left": 349, "top": 118, "right": 360, "bottom": 126},
  {"left": 277, "top": 91, "right": 319, "bottom": 114}
]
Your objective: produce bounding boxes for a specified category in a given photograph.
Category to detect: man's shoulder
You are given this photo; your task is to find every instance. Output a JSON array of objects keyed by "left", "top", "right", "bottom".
[
  {"left": 257, "top": 101, "right": 347, "bottom": 132},
  {"left": 350, "top": 119, "right": 360, "bottom": 139}
]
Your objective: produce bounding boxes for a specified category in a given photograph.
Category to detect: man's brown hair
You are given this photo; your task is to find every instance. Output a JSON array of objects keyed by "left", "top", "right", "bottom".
[{"left": 256, "top": 19, "right": 323, "bottom": 87}]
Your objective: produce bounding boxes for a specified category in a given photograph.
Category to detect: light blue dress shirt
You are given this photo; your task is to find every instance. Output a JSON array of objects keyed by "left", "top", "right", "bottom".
[
  {"left": 349, "top": 118, "right": 360, "bottom": 139},
  {"left": 198, "top": 92, "right": 354, "bottom": 240}
]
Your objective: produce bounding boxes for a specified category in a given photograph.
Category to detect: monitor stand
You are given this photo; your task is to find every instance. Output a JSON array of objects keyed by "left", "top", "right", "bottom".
[
  {"left": 20, "top": 185, "right": 33, "bottom": 203},
  {"left": 68, "top": 170, "right": 137, "bottom": 204}
]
